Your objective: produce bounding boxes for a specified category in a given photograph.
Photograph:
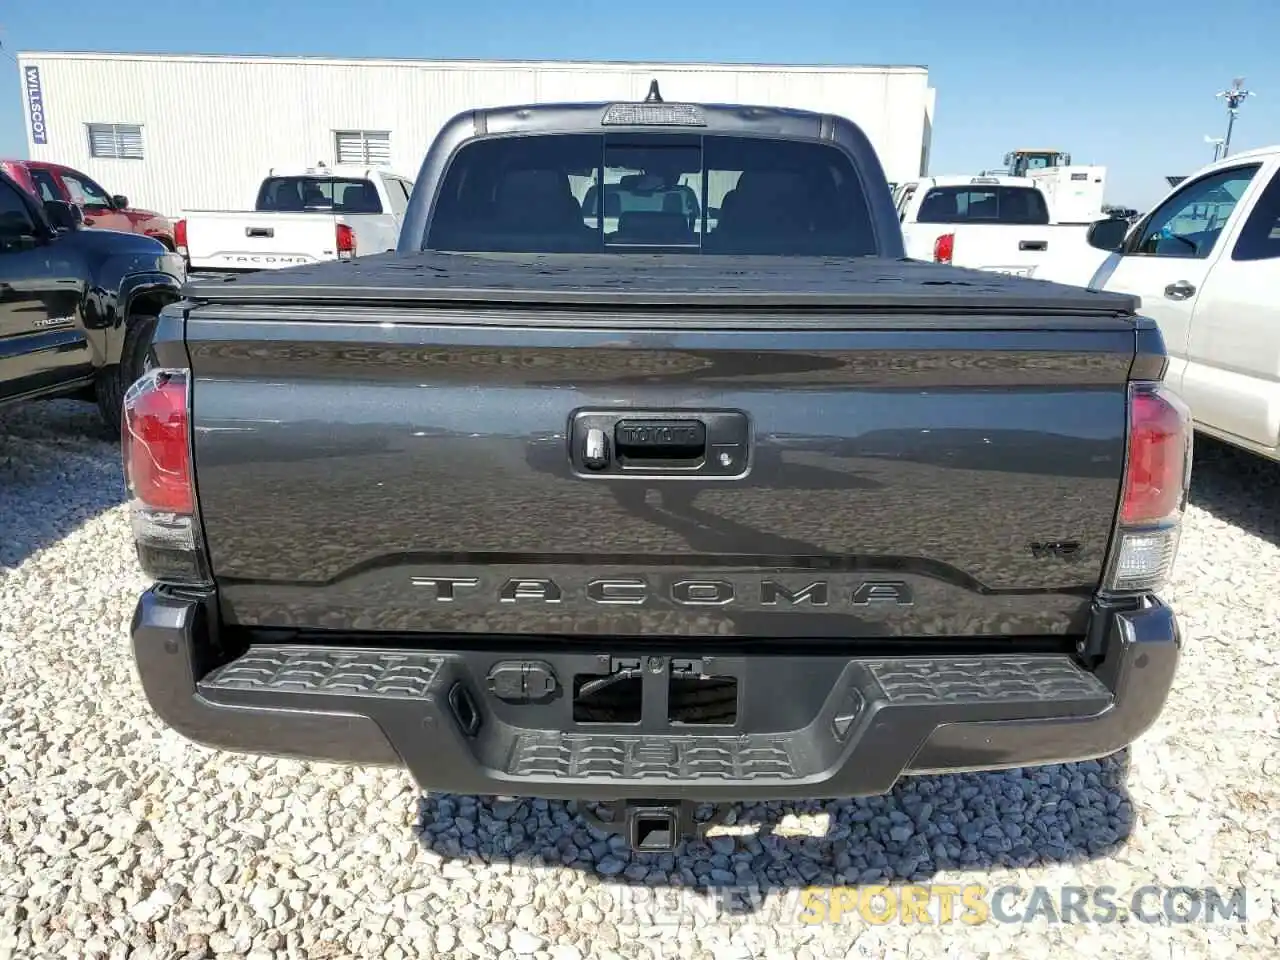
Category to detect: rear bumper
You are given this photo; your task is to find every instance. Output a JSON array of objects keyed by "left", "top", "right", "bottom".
[{"left": 131, "top": 589, "right": 1180, "bottom": 801}]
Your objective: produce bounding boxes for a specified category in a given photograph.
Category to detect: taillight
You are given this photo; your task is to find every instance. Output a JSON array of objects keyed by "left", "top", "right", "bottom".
[
  {"left": 1104, "top": 382, "right": 1192, "bottom": 594},
  {"left": 933, "top": 232, "right": 954, "bottom": 264},
  {"left": 124, "top": 370, "right": 191, "bottom": 512},
  {"left": 1121, "top": 389, "right": 1190, "bottom": 525},
  {"left": 174, "top": 218, "right": 188, "bottom": 257},
  {"left": 336, "top": 223, "right": 356, "bottom": 259},
  {"left": 122, "top": 369, "right": 210, "bottom": 586}
]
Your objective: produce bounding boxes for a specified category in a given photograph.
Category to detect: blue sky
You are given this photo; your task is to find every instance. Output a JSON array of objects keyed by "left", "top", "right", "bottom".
[{"left": 2, "top": 0, "right": 1276, "bottom": 209}]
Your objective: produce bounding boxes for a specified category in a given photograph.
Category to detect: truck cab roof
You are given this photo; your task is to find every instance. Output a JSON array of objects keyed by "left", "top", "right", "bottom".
[
  {"left": 913, "top": 175, "right": 1039, "bottom": 189},
  {"left": 264, "top": 163, "right": 401, "bottom": 180},
  {"left": 1184, "top": 143, "right": 1280, "bottom": 173}
]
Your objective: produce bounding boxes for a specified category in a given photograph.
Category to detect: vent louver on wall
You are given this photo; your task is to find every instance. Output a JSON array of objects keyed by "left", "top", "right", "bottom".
[
  {"left": 334, "top": 130, "right": 391, "bottom": 166},
  {"left": 87, "top": 123, "right": 144, "bottom": 159}
]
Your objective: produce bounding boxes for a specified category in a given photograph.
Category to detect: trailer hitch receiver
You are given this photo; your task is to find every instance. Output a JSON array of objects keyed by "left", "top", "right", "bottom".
[{"left": 579, "top": 799, "right": 732, "bottom": 852}]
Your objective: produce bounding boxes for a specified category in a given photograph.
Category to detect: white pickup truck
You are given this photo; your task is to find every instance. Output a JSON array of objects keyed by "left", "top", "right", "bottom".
[
  {"left": 1075, "top": 145, "right": 1280, "bottom": 461},
  {"left": 895, "top": 175, "right": 1106, "bottom": 282},
  {"left": 176, "top": 164, "right": 415, "bottom": 273}
]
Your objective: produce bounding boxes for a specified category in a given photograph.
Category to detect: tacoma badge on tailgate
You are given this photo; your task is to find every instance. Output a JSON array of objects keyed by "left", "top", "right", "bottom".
[{"left": 410, "top": 575, "right": 914, "bottom": 607}]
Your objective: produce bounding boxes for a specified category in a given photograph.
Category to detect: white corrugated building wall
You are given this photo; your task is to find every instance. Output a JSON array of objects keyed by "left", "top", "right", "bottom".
[{"left": 17, "top": 52, "right": 936, "bottom": 218}]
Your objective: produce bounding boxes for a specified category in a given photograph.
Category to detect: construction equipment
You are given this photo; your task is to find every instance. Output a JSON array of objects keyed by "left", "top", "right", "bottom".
[{"left": 1000, "top": 149, "right": 1107, "bottom": 224}]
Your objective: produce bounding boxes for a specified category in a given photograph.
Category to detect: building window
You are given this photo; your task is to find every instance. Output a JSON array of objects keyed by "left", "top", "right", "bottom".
[
  {"left": 87, "top": 123, "right": 144, "bottom": 160},
  {"left": 335, "top": 130, "right": 391, "bottom": 166}
]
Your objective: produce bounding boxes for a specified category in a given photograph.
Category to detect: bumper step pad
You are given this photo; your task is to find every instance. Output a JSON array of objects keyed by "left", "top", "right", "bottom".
[
  {"left": 202, "top": 647, "right": 447, "bottom": 699},
  {"left": 509, "top": 732, "right": 799, "bottom": 781},
  {"left": 864, "top": 656, "right": 1110, "bottom": 705}
]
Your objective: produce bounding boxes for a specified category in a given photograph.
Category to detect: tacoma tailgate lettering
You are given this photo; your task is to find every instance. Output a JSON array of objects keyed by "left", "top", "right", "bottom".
[
  {"left": 408, "top": 575, "right": 913, "bottom": 607},
  {"left": 670, "top": 580, "right": 735, "bottom": 605},
  {"left": 500, "top": 579, "right": 563, "bottom": 603},
  {"left": 853, "top": 582, "right": 915, "bottom": 606},
  {"left": 409, "top": 576, "right": 479, "bottom": 600},
  {"left": 761, "top": 581, "right": 830, "bottom": 606},
  {"left": 585, "top": 579, "right": 648, "bottom": 604}
]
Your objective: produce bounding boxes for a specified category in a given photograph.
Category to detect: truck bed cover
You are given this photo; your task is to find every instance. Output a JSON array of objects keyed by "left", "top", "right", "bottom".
[{"left": 181, "top": 251, "right": 1140, "bottom": 317}]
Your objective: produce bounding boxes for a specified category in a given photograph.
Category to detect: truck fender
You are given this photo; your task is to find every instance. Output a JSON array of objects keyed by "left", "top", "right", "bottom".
[{"left": 105, "top": 272, "right": 185, "bottom": 363}]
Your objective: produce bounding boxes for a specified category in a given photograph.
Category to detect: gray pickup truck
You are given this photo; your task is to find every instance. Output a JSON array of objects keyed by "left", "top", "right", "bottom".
[{"left": 126, "top": 92, "right": 1190, "bottom": 852}]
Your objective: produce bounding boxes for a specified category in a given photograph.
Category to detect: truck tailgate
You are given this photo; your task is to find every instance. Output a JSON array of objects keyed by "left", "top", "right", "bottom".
[
  {"left": 183, "top": 254, "right": 1140, "bottom": 641},
  {"left": 904, "top": 223, "right": 1101, "bottom": 281},
  {"left": 182, "top": 211, "right": 341, "bottom": 271}
]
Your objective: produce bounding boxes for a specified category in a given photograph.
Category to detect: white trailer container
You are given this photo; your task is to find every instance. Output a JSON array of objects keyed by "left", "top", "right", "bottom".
[
  {"left": 1002, "top": 149, "right": 1107, "bottom": 224},
  {"left": 16, "top": 52, "right": 936, "bottom": 219}
]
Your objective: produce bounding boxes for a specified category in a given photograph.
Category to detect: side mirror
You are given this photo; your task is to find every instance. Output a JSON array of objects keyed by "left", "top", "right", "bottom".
[
  {"left": 44, "top": 200, "right": 84, "bottom": 233},
  {"left": 1086, "top": 217, "right": 1130, "bottom": 253},
  {"left": 111, "top": 194, "right": 129, "bottom": 209}
]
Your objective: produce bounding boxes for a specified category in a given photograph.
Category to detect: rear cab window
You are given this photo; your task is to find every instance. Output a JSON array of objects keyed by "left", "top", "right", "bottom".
[
  {"left": 915, "top": 185, "right": 1050, "bottom": 225},
  {"left": 425, "top": 133, "right": 877, "bottom": 256},
  {"left": 256, "top": 177, "right": 384, "bottom": 214}
]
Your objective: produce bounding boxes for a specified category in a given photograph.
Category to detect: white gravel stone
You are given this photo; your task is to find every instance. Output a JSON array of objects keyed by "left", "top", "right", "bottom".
[
  {"left": 2, "top": 400, "right": 1279, "bottom": 959},
  {"left": 509, "top": 929, "right": 546, "bottom": 955}
]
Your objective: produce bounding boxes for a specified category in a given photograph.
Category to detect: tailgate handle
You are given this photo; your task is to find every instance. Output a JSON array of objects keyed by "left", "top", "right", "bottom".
[
  {"left": 246, "top": 227, "right": 274, "bottom": 238},
  {"left": 1019, "top": 240, "right": 1047, "bottom": 251},
  {"left": 615, "top": 419, "right": 706, "bottom": 464},
  {"left": 569, "top": 409, "right": 748, "bottom": 478}
]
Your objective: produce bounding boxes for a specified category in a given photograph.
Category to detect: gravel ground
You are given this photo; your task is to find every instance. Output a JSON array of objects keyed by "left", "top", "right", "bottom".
[{"left": 2, "top": 397, "right": 1278, "bottom": 959}]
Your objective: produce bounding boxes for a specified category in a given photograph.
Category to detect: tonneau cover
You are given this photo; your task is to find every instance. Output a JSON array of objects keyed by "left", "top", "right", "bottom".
[{"left": 182, "top": 251, "right": 1140, "bottom": 316}]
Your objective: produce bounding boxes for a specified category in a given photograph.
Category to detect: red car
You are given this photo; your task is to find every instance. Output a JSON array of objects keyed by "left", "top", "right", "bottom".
[{"left": 0, "top": 159, "right": 175, "bottom": 250}]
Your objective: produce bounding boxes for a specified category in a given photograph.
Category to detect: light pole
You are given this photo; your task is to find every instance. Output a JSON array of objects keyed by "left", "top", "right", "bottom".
[
  {"left": 1204, "top": 136, "right": 1225, "bottom": 162},
  {"left": 1215, "top": 77, "right": 1255, "bottom": 158}
]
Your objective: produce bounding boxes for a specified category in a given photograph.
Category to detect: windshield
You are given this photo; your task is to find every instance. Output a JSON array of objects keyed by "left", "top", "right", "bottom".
[
  {"left": 424, "top": 133, "right": 877, "bottom": 256},
  {"left": 255, "top": 177, "right": 383, "bottom": 214},
  {"left": 915, "top": 185, "right": 1050, "bottom": 225}
]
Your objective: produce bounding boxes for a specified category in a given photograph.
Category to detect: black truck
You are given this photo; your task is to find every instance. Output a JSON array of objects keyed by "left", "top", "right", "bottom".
[
  {"left": 0, "top": 170, "right": 185, "bottom": 430},
  {"left": 127, "top": 93, "right": 1191, "bottom": 852}
]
